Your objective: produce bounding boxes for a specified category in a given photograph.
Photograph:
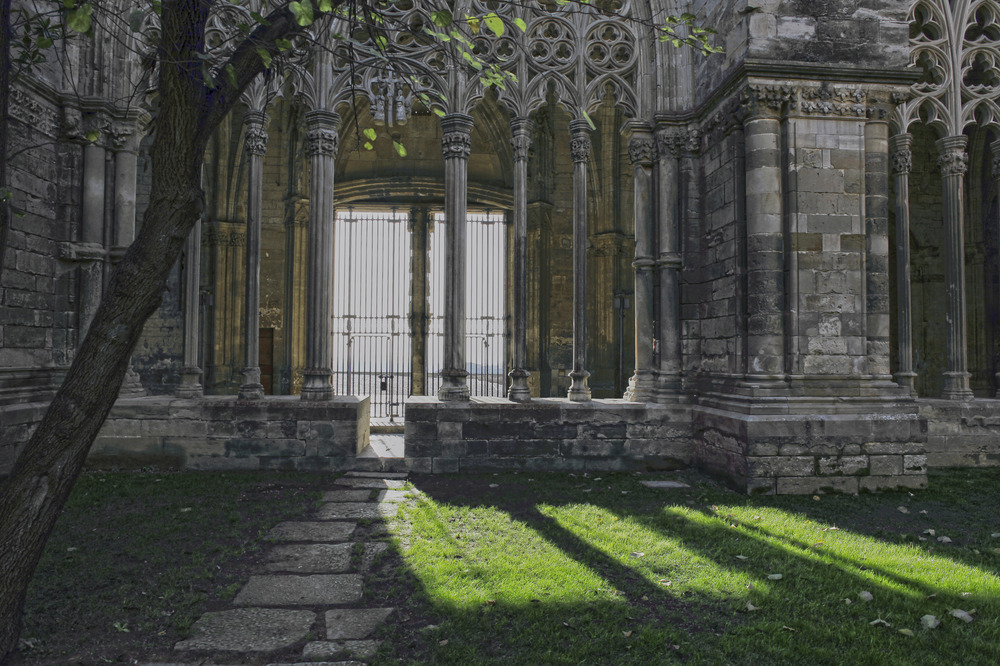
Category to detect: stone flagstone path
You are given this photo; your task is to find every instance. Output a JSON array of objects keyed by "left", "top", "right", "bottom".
[{"left": 152, "top": 472, "right": 412, "bottom": 666}]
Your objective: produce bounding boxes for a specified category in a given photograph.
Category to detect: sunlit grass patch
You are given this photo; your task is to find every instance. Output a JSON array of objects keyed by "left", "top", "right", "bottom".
[{"left": 377, "top": 468, "right": 1000, "bottom": 666}]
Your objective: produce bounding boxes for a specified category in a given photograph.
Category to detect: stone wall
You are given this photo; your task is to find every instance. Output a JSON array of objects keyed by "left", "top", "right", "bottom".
[
  {"left": 402, "top": 397, "right": 693, "bottom": 473},
  {"left": 90, "top": 396, "right": 370, "bottom": 471},
  {"left": 920, "top": 400, "right": 1000, "bottom": 468}
]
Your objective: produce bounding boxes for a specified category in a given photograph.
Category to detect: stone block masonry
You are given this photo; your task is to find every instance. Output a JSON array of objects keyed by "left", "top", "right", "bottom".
[
  {"left": 693, "top": 405, "right": 928, "bottom": 495},
  {"left": 89, "top": 395, "right": 369, "bottom": 471}
]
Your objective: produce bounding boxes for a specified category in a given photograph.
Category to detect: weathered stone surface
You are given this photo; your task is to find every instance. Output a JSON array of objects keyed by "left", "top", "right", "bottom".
[
  {"left": 334, "top": 478, "right": 407, "bottom": 489},
  {"left": 302, "top": 640, "right": 382, "bottom": 660},
  {"left": 234, "top": 574, "right": 363, "bottom": 606},
  {"left": 322, "top": 490, "right": 372, "bottom": 502},
  {"left": 265, "top": 543, "right": 354, "bottom": 573},
  {"left": 376, "top": 489, "right": 415, "bottom": 503},
  {"left": 640, "top": 480, "right": 690, "bottom": 489},
  {"left": 267, "top": 522, "right": 356, "bottom": 542},
  {"left": 174, "top": 608, "right": 315, "bottom": 652},
  {"left": 361, "top": 542, "right": 388, "bottom": 571},
  {"left": 325, "top": 608, "right": 394, "bottom": 639},
  {"left": 316, "top": 502, "right": 398, "bottom": 520}
]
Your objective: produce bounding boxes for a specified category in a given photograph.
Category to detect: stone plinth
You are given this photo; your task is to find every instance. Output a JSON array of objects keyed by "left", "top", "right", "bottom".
[
  {"left": 403, "top": 396, "right": 693, "bottom": 473},
  {"left": 692, "top": 404, "right": 928, "bottom": 494},
  {"left": 89, "top": 395, "right": 369, "bottom": 471},
  {"left": 919, "top": 399, "right": 1000, "bottom": 468}
]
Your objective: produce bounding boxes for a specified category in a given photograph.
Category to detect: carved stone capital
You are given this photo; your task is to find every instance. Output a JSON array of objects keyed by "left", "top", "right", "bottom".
[
  {"left": 441, "top": 113, "right": 474, "bottom": 160},
  {"left": 891, "top": 149, "right": 912, "bottom": 175},
  {"left": 628, "top": 135, "right": 656, "bottom": 166},
  {"left": 656, "top": 129, "right": 683, "bottom": 159},
  {"left": 936, "top": 135, "right": 968, "bottom": 177},
  {"left": 510, "top": 118, "right": 533, "bottom": 162},
  {"left": 740, "top": 84, "right": 797, "bottom": 121},
  {"left": 569, "top": 119, "right": 592, "bottom": 163},
  {"left": 110, "top": 122, "right": 140, "bottom": 153},
  {"left": 244, "top": 111, "right": 269, "bottom": 157},
  {"left": 306, "top": 128, "right": 338, "bottom": 157}
]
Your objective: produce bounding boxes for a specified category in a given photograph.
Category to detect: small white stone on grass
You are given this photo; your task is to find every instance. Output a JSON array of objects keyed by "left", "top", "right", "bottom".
[
  {"left": 937, "top": 536, "right": 952, "bottom": 544},
  {"left": 897, "top": 506, "right": 909, "bottom": 514},
  {"left": 767, "top": 573, "right": 783, "bottom": 581},
  {"left": 923, "top": 529, "right": 935, "bottom": 536},
  {"left": 950, "top": 609, "right": 974, "bottom": 623},
  {"left": 921, "top": 614, "right": 940, "bottom": 629},
  {"left": 858, "top": 591, "right": 874, "bottom": 602}
]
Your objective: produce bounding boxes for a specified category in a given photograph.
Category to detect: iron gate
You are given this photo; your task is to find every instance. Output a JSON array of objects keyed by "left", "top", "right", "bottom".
[
  {"left": 332, "top": 210, "right": 411, "bottom": 420},
  {"left": 428, "top": 211, "right": 508, "bottom": 398}
]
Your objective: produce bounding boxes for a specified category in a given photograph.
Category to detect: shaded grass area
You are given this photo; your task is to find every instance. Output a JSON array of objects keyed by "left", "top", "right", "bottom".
[
  {"left": 370, "top": 468, "right": 1000, "bottom": 666},
  {"left": 13, "top": 469, "right": 330, "bottom": 665}
]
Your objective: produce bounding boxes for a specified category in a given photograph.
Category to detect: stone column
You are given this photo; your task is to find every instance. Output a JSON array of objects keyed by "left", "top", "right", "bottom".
[
  {"left": 79, "top": 122, "right": 107, "bottom": 340},
  {"left": 238, "top": 110, "right": 268, "bottom": 400},
  {"left": 937, "top": 135, "right": 973, "bottom": 400},
  {"left": 410, "top": 207, "right": 430, "bottom": 396},
  {"left": 743, "top": 112, "right": 785, "bottom": 378},
  {"left": 111, "top": 120, "right": 147, "bottom": 396},
  {"left": 993, "top": 139, "right": 1000, "bottom": 397},
  {"left": 890, "top": 133, "right": 917, "bottom": 395},
  {"left": 865, "top": 119, "right": 892, "bottom": 379},
  {"left": 568, "top": 119, "right": 592, "bottom": 402},
  {"left": 624, "top": 124, "right": 656, "bottom": 401},
  {"left": 301, "top": 110, "right": 340, "bottom": 401},
  {"left": 655, "top": 130, "right": 682, "bottom": 396},
  {"left": 177, "top": 219, "right": 204, "bottom": 397},
  {"left": 508, "top": 118, "right": 532, "bottom": 402},
  {"left": 438, "top": 114, "right": 474, "bottom": 402}
]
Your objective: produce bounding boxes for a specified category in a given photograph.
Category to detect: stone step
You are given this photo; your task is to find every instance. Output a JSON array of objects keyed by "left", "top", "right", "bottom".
[
  {"left": 304, "top": 639, "right": 382, "bottom": 660},
  {"left": 267, "top": 521, "right": 356, "bottom": 542},
  {"left": 334, "top": 477, "right": 407, "bottom": 489},
  {"left": 344, "top": 470, "right": 408, "bottom": 479},
  {"left": 174, "top": 608, "right": 315, "bottom": 652},
  {"left": 322, "top": 489, "right": 373, "bottom": 502},
  {"left": 317, "top": 502, "right": 398, "bottom": 520},
  {"left": 265, "top": 543, "right": 354, "bottom": 574},
  {"left": 325, "top": 608, "right": 394, "bottom": 640},
  {"left": 234, "top": 574, "right": 363, "bottom": 606}
]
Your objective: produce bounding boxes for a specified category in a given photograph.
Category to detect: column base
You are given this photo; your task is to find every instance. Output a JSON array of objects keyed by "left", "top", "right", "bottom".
[
  {"left": 176, "top": 366, "right": 204, "bottom": 399},
  {"left": 119, "top": 364, "right": 146, "bottom": 398},
  {"left": 438, "top": 368, "right": 470, "bottom": 402},
  {"left": 300, "top": 369, "right": 333, "bottom": 401},
  {"left": 507, "top": 368, "right": 531, "bottom": 402},
  {"left": 238, "top": 367, "right": 265, "bottom": 400},
  {"left": 895, "top": 371, "right": 918, "bottom": 398},
  {"left": 942, "top": 372, "right": 973, "bottom": 401},
  {"left": 623, "top": 371, "right": 656, "bottom": 402},
  {"left": 655, "top": 372, "right": 683, "bottom": 402},
  {"left": 567, "top": 370, "right": 591, "bottom": 402}
]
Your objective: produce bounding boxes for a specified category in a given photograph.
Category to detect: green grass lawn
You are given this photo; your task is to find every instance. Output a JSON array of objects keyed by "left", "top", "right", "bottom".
[{"left": 371, "top": 468, "right": 1000, "bottom": 665}]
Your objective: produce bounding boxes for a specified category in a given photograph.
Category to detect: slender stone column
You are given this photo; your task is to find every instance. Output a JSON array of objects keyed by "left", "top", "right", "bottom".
[
  {"left": 743, "top": 113, "right": 785, "bottom": 377},
  {"left": 410, "top": 207, "right": 430, "bottom": 396},
  {"left": 624, "top": 124, "right": 656, "bottom": 401},
  {"left": 238, "top": 110, "right": 268, "bottom": 400},
  {"left": 890, "top": 133, "right": 917, "bottom": 395},
  {"left": 177, "top": 219, "right": 204, "bottom": 397},
  {"left": 438, "top": 114, "right": 474, "bottom": 402},
  {"left": 865, "top": 120, "right": 892, "bottom": 379},
  {"left": 936, "top": 135, "right": 973, "bottom": 400},
  {"left": 508, "top": 118, "right": 532, "bottom": 402},
  {"left": 301, "top": 110, "right": 340, "bottom": 401},
  {"left": 993, "top": 139, "right": 1000, "bottom": 397},
  {"left": 111, "top": 121, "right": 146, "bottom": 396},
  {"left": 568, "top": 119, "right": 592, "bottom": 402},
  {"left": 655, "top": 130, "right": 682, "bottom": 396},
  {"left": 79, "top": 126, "right": 107, "bottom": 340}
]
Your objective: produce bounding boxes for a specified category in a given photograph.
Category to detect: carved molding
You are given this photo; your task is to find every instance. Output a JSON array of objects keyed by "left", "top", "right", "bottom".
[
  {"left": 511, "top": 132, "right": 532, "bottom": 162},
  {"left": 8, "top": 88, "right": 61, "bottom": 138},
  {"left": 937, "top": 148, "right": 969, "bottom": 176},
  {"left": 570, "top": 134, "right": 591, "bottom": 163},
  {"left": 244, "top": 125, "right": 268, "bottom": 157}
]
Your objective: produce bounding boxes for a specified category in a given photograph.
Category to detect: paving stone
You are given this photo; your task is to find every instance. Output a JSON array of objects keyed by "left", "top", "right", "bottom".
[
  {"left": 361, "top": 542, "right": 388, "bottom": 571},
  {"left": 234, "top": 574, "right": 363, "bottom": 606},
  {"left": 325, "top": 608, "right": 394, "bottom": 639},
  {"left": 322, "top": 489, "right": 373, "bottom": 502},
  {"left": 265, "top": 543, "right": 354, "bottom": 573},
  {"left": 302, "top": 640, "right": 382, "bottom": 660},
  {"left": 334, "top": 478, "right": 407, "bottom": 489},
  {"left": 267, "top": 521, "right": 356, "bottom": 542},
  {"left": 640, "top": 480, "right": 691, "bottom": 489},
  {"left": 316, "top": 502, "right": 399, "bottom": 520},
  {"left": 174, "top": 608, "right": 315, "bottom": 652},
  {"left": 266, "top": 662, "right": 366, "bottom": 666},
  {"left": 376, "top": 489, "right": 415, "bottom": 503}
]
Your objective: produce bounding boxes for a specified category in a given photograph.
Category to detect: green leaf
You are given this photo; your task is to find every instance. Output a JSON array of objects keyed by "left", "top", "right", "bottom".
[
  {"left": 363, "top": 141, "right": 374, "bottom": 151},
  {"left": 37, "top": 36, "right": 53, "bottom": 49},
  {"left": 393, "top": 141, "right": 407, "bottom": 157},
  {"left": 363, "top": 128, "right": 377, "bottom": 141},
  {"left": 256, "top": 47, "right": 273, "bottom": 68},
  {"left": 432, "top": 108, "right": 446, "bottom": 117},
  {"left": 66, "top": 4, "right": 92, "bottom": 33},
  {"left": 582, "top": 109, "right": 595, "bottom": 131},
  {"left": 430, "top": 10, "right": 452, "bottom": 27},
  {"left": 467, "top": 15, "right": 480, "bottom": 34},
  {"left": 514, "top": 17, "right": 527, "bottom": 32},
  {"left": 225, "top": 64, "right": 238, "bottom": 88},
  {"left": 483, "top": 13, "right": 504, "bottom": 37},
  {"left": 317, "top": 0, "right": 333, "bottom": 11},
  {"left": 84, "top": 129, "right": 100, "bottom": 143},
  {"left": 289, "top": 1, "right": 314, "bottom": 27},
  {"left": 276, "top": 38, "right": 293, "bottom": 51},
  {"left": 374, "top": 35, "right": 388, "bottom": 50}
]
